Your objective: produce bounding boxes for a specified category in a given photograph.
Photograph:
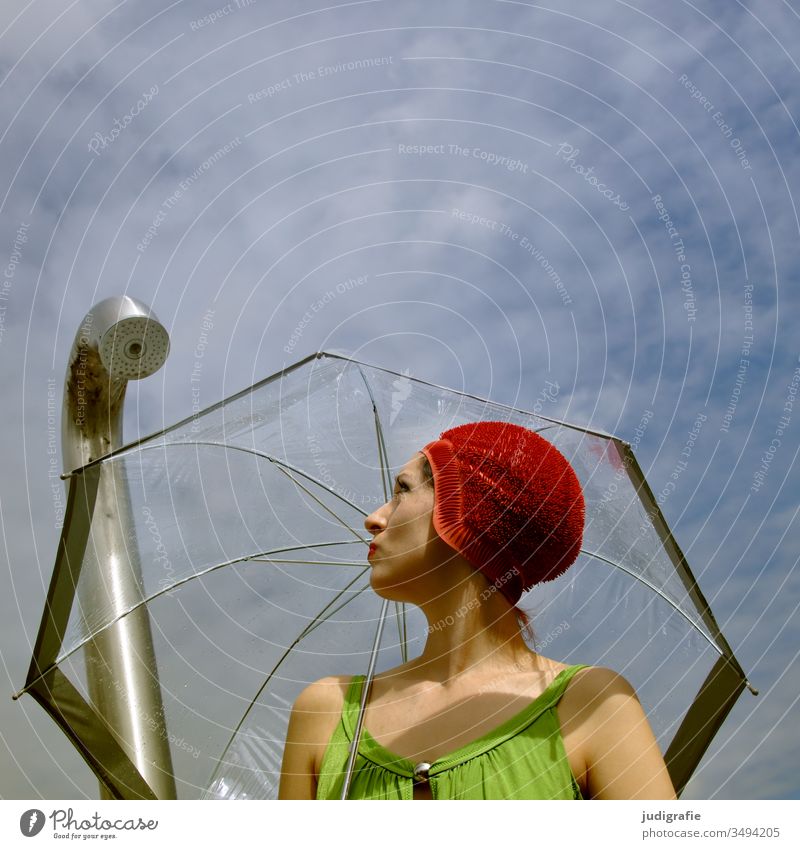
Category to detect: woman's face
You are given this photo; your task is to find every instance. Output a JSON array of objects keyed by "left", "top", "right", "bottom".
[{"left": 364, "top": 452, "right": 446, "bottom": 602}]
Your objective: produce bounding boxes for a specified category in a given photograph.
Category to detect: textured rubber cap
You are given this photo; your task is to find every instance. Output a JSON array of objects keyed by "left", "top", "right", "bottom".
[{"left": 421, "top": 421, "right": 585, "bottom": 605}]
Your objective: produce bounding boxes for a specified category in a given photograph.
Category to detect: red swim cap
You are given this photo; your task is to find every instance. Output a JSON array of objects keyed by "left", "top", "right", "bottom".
[{"left": 421, "top": 421, "right": 585, "bottom": 605}]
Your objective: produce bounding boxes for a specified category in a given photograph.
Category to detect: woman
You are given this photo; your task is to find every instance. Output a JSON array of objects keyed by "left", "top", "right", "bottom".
[{"left": 279, "top": 421, "right": 676, "bottom": 799}]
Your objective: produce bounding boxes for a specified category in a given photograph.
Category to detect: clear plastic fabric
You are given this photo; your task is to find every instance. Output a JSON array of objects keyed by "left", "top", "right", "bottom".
[{"left": 25, "top": 352, "right": 747, "bottom": 799}]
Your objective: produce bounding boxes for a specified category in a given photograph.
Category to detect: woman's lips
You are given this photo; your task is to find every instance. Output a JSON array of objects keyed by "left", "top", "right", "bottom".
[{"left": 368, "top": 543, "right": 377, "bottom": 557}]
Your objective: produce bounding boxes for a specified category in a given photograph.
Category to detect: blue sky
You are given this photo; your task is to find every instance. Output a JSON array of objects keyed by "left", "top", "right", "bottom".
[{"left": 1, "top": 0, "right": 798, "bottom": 799}]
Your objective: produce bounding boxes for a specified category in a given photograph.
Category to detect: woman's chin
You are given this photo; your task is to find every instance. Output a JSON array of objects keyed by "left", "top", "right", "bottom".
[
  {"left": 368, "top": 576, "right": 402, "bottom": 601},
  {"left": 368, "top": 569, "right": 418, "bottom": 603}
]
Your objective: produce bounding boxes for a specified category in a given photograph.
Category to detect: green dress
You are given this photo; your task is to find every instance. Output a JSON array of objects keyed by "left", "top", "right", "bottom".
[{"left": 316, "top": 664, "right": 588, "bottom": 799}]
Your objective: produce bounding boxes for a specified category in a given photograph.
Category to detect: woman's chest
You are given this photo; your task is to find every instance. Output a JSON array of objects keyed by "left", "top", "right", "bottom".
[{"left": 361, "top": 691, "right": 589, "bottom": 796}]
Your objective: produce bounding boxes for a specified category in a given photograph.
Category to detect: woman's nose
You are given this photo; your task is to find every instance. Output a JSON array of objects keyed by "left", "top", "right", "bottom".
[{"left": 364, "top": 500, "right": 390, "bottom": 535}]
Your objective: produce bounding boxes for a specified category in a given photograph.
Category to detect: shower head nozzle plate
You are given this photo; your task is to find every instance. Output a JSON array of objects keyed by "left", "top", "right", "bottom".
[{"left": 99, "top": 317, "right": 170, "bottom": 380}]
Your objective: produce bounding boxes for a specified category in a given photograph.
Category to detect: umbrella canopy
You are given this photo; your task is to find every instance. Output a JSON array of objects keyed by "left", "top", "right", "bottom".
[{"left": 18, "top": 351, "right": 752, "bottom": 799}]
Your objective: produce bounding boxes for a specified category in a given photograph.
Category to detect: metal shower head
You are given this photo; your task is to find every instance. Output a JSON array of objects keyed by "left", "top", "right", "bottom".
[
  {"left": 92, "top": 297, "right": 170, "bottom": 380},
  {"left": 98, "top": 315, "right": 169, "bottom": 379}
]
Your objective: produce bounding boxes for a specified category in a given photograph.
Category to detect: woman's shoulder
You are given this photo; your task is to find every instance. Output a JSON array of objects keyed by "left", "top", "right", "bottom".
[
  {"left": 280, "top": 675, "right": 361, "bottom": 797},
  {"left": 292, "top": 673, "right": 356, "bottom": 714},
  {"left": 558, "top": 664, "right": 645, "bottom": 738},
  {"left": 558, "top": 665, "right": 676, "bottom": 799},
  {"left": 288, "top": 675, "right": 359, "bottom": 779},
  {"left": 563, "top": 665, "right": 639, "bottom": 703}
]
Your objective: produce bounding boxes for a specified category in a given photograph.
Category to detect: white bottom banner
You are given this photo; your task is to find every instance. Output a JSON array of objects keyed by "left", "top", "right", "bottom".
[{"left": 2, "top": 800, "right": 797, "bottom": 848}]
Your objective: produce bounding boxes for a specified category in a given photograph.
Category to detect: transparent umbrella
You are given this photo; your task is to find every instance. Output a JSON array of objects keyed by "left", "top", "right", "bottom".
[{"left": 17, "top": 352, "right": 753, "bottom": 799}]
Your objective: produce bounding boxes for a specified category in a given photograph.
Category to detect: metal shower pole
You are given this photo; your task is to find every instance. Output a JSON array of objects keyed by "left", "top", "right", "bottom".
[{"left": 62, "top": 296, "right": 176, "bottom": 798}]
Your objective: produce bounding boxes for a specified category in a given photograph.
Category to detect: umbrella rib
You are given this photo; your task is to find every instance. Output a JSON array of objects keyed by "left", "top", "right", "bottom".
[
  {"left": 337, "top": 365, "right": 395, "bottom": 796},
  {"left": 354, "top": 363, "right": 408, "bottom": 663},
  {"left": 204, "top": 569, "right": 373, "bottom": 794},
  {"left": 117, "top": 440, "right": 371, "bottom": 569},
  {"left": 357, "top": 366, "right": 406, "bottom": 670},
  {"left": 360, "top": 371, "right": 409, "bottom": 662},
  {"left": 70, "top": 440, "right": 372, "bottom": 518},
  {"left": 401, "top": 605, "right": 406, "bottom": 657},
  {"left": 271, "top": 463, "right": 367, "bottom": 542},
  {"left": 394, "top": 601, "right": 403, "bottom": 663},
  {"left": 341, "top": 597, "right": 391, "bottom": 800},
  {"left": 247, "top": 559, "right": 367, "bottom": 567},
  {"left": 581, "top": 548, "right": 721, "bottom": 653},
  {"left": 58, "top": 351, "right": 327, "bottom": 476},
  {"left": 324, "top": 351, "right": 618, "bottom": 439},
  {"left": 288, "top": 578, "right": 373, "bottom": 643},
  {"left": 20, "top": 541, "right": 367, "bottom": 697},
  {"left": 353, "top": 363, "right": 393, "bottom": 501}
]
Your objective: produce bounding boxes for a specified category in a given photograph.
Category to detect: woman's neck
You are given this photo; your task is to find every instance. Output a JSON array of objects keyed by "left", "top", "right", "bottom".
[{"left": 412, "top": 581, "right": 537, "bottom": 685}]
